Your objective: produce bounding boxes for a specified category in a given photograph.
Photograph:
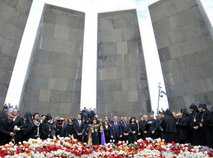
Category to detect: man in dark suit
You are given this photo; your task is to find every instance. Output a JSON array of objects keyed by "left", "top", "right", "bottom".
[
  {"left": 81, "top": 107, "right": 89, "bottom": 120},
  {"left": 88, "top": 109, "right": 96, "bottom": 122},
  {"left": 110, "top": 116, "right": 122, "bottom": 143},
  {"left": 139, "top": 115, "right": 149, "bottom": 139},
  {"left": 73, "top": 114, "right": 87, "bottom": 142},
  {"left": 120, "top": 116, "right": 130, "bottom": 142}
]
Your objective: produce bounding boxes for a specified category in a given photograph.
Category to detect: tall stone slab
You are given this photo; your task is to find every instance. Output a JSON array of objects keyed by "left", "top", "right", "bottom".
[
  {"left": 150, "top": 0, "right": 213, "bottom": 111},
  {"left": 20, "top": 5, "right": 85, "bottom": 116},
  {"left": 0, "top": 0, "right": 32, "bottom": 107},
  {"left": 97, "top": 10, "right": 151, "bottom": 116}
]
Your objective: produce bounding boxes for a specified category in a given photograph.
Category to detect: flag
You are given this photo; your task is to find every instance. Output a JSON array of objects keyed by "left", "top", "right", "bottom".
[{"left": 160, "top": 90, "right": 167, "bottom": 97}]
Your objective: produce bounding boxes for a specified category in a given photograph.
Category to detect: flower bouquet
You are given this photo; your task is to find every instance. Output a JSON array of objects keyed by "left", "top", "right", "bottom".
[{"left": 0, "top": 137, "right": 212, "bottom": 158}]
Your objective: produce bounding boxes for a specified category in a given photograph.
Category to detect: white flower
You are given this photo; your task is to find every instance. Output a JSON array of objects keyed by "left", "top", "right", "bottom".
[{"left": 176, "top": 151, "right": 208, "bottom": 158}]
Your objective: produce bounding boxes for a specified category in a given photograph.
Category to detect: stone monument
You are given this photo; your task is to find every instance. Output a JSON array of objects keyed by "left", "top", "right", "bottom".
[
  {"left": 0, "top": 0, "right": 32, "bottom": 107},
  {"left": 150, "top": 0, "right": 213, "bottom": 110},
  {"left": 20, "top": 4, "right": 85, "bottom": 116},
  {"left": 97, "top": 9, "right": 151, "bottom": 116}
]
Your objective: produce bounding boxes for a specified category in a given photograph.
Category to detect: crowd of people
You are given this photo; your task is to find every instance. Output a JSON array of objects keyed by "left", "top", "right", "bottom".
[{"left": 0, "top": 104, "right": 213, "bottom": 149}]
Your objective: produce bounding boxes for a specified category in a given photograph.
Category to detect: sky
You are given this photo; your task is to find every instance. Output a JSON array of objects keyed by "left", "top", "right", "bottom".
[
  {"left": 201, "top": 0, "right": 213, "bottom": 24},
  {"left": 4, "top": 0, "right": 213, "bottom": 113}
]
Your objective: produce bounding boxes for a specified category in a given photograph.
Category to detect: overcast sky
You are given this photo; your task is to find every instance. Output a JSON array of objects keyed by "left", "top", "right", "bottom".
[{"left": 5, "top": 0, "right": 213, "bottom": 113}]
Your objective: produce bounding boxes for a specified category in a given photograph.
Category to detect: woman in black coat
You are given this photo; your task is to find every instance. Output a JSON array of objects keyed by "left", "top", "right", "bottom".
[
  {"left": 21, "top": 112, "right": 37, "bottom": 141},
  {"left": 40, "top": 114, "right": 55, "bottom": 139},
  {"left": 128, "top": 117, "right": 138, "bottom": 144},
  {"left": 14, "top": 114, "right": 25, "bottom": 143},
  {"left": 61, "top": 118, "right": 75, "bottom": 137},
  {"left": 91, "top": 118, "right": 100, "bottom": 145}
]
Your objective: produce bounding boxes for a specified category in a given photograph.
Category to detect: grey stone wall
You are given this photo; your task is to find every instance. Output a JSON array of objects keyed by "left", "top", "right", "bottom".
[
  {"left": 150, "top": 0, "right": 213, "bottom": 111},
  {"left": 0, "top": 0, "right": 32, "bottom": 107},
  {"left": 20, "top": 5, "right": 85, "bottom": 116},
  {"left": 97, "top": 10, "right": 151, "bottom": 116}
]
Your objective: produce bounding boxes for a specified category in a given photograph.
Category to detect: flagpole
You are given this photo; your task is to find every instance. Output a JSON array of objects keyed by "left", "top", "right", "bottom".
[{"left": 157, "top": 82, "right": 161, "bottom": 114}]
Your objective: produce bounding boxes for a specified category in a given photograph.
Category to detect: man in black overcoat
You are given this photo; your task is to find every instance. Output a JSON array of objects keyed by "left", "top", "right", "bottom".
[
  {"left": 161, "top": 109, "right": 177, "bottom": 143},
  {"left": 0, "top": 108, "right": 16, "bottom": 145},
  {"left": 176, "top": 108, "right": 190, "bottom": 144}
]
